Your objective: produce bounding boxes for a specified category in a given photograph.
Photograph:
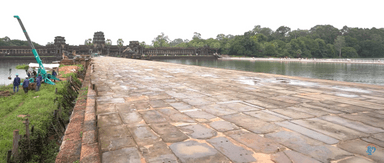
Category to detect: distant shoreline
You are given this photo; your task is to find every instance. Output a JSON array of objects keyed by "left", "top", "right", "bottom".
[{"left": 219, "top": 57, "right": 384, "bottom": 65}]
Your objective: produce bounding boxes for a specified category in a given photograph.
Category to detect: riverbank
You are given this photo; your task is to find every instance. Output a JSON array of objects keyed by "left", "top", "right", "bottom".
[{"left": 219, "top": 57, "right": 384, "bottom": 65}]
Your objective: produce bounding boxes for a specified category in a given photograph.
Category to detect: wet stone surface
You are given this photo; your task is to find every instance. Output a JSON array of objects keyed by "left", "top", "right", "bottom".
[{"left": 93, "top": 57, "right": 384, "bottom": 163}]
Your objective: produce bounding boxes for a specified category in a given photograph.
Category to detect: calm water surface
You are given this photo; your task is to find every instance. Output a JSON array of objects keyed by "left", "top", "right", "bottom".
[{"left": 157, "top": 59, "right": 384, "bottom": 85}]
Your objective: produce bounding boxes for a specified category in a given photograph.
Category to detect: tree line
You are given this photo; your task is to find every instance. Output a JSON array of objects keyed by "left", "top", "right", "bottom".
[
  {"left": 148, "top": 25, "right": 384, "bottom": 58},
  {"left": 0, "top": 36, "right": 41, "bottom": 47}
]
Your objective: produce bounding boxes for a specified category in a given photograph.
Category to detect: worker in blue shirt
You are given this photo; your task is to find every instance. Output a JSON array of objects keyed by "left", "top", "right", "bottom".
[
  {"left": 13, "top": 73, "right": 21, "bottom": 93},
  {"left": 37, "top": 74, "right": 43, "bottom": 83},
  {"left": 52, "top": 69, "right": 57, "bottom": 82},
  {"left": 35, "top": 76, "right": 41, "bottom": 92},
  {"left": 22, "top": 77, "right": 29, "bottom": 93}
]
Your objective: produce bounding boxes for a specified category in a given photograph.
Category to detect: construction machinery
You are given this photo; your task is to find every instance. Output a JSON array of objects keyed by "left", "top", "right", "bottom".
[{"left": 14, "top": 15, "right": 60, "bottom": 85}]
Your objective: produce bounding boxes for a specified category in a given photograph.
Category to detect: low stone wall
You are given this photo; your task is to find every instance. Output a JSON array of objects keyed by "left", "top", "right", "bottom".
[
  {"left": 55, "top": 61, "right": 101, "bottom": 163},
  {"left": 149, "top": 55, "right": 216, "bottom": 60}
]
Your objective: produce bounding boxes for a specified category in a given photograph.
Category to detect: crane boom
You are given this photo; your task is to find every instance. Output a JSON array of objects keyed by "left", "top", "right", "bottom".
[{"left": 14, "top": 15, "right": 60, "bottom": 85}]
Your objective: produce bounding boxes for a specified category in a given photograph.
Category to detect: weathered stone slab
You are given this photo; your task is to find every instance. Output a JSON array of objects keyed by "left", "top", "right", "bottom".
[
  {"left": 200, "top": 104, "right": 238, "bottom": 116},
  {"left": 157, "top": 107, "right": 195, "bottom": 123},
  {"left": 98, "top": 97, "right": 125, "bottom": 104},
  {"left": 133, "top": 102, "right": 151, "bottom": 110},
  {"left": 184, "top": 111, "right": 216, "bottom": 122},
  {"left": 320, "top": 115, "right": 384, "bottom": 134},
  {"left": 275, "top": 121, "right": 339, "bottom": 144},
  {"left": 169, "top": 102, "right": 192, "bottom": 111},
  {"left": 207, "top": 137, "right": 257, "bottom": 162},
  {"left": 140, "top": 142, "right": 178, "bottom": 163},
  {"left": 97, "top": 104, "right": 117, "bottom": 114},
  {"left": 221, "top": 113, "right": 280, "bottom": 134},
  {"left": 338, "top": 156, "right": 374, "bottom": 163},
  {"left": 98, "top": 113, "right": 122, "bottom": 127},
  {"left": 180, "top": 124, "right": 217, "bottom": 139},
  {"left": 338, "top": 139, "right": 384, "bottom": 163},
  {"left": 169, "top": 140, "right": 230, "bottom": 163},
  {"left": 150, "top": 123, "right": 188, "bottom": 142},
  {"left": 339, "top": 113, "right": 384, "bottom": 128},
  {"left": 271, "top": 152, "right": 291, "bottom": 163},
  {"left": 221, "top": 102, "right": 260, "bottom": 112},
  {"left": 373, "top": 133, "right": 384, "bottom": 141},
  {"left": 288, "top": 106, "right": 330, "bottom": 117},
  {"left": 301, "top": 103, "right": 342, "bottom": 114},
  {"left": 261, "top": 110, "right": 291, "bottom": 119},
  {"left": 166, "top": 91, "right": 188, "bottom": 99},
  {"left": 124, "top": 95, "right": 149, "bottom": 102},
  {"left": 245, "top": 100, "right": 279, "bottom": 109},
  {"left": 362, "top": 137, "right": 384, "bottom": 148},
  {"left": 149, "top": 100, "right": 170, "bottom": 108},
  {"left": 119, "top": 111, "right": 143, "bottom": 126},
  {"left": 265, "top": 131, "right": 352, "bottom": 163},
  {"left": 284, "top": 150, "right": 321, "bottom": 163},
  {"left": 309, "top": 101, "right": 366, "bottom": 113},
  {"left": 243, "top": 110, "right": 284, "bottom": 122},
  {"left": 271, "top": 108, "right": 315, "bottom": 119},
  {"left": 209, "top": 121, "right": 239, "bottom": 132},
  {"left": 129, "top": 124, "right": 161, "bottom": 146},
  {"left": 182, "top": 98, "right": 212, "bottom": 106},
  {"left": 98, "top": 125, "right": 135, "bottom": 152},
  {"left": 102, "top": 147, "right": 142, "bottom": 163},
  {"left": 225, "top": 130, "right": 284, "bottom": 154},
  {"left": 115, "top": 103, "right": 136, "bottom": 112},
  {"left": 293, "top": 118, "right": 368, "bottom": 140},
  {"left": 139, "top": 110, "right": 167, "bottom": 124}
]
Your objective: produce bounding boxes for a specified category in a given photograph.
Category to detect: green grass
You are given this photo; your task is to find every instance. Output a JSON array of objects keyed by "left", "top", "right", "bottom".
[
  {"left": 0, "top": 80, "right": 67, "bottom": 162},
  {"left": 15, "top": 64, "right": 29, "bottom": 70}
]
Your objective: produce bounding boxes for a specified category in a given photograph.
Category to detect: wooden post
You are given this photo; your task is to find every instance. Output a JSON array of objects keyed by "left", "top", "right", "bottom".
[
  {"left": 24, "top": 118, "right": 30, "bottom": 149},
  {"left": 31, "top": 126, "right": 34, "bottom": 135},
  {"left": 7, "top": 150, "right": 12, "bottom": 163},
  {"left": 12, "top": 130, "right": 19, "bottom": 160}
]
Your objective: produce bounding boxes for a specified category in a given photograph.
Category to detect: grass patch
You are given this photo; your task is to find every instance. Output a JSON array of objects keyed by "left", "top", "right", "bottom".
[
  {"left": 16, "top": 64, "right": 29, "bottom": 70},
  {"left": 0, "top": 79, "right": 72, "bottom": 162}
]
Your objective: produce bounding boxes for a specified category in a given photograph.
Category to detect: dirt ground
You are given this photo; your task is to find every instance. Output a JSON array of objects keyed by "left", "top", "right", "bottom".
[{"left": 58, "top": 66, "right": 79, "bottom": 75}]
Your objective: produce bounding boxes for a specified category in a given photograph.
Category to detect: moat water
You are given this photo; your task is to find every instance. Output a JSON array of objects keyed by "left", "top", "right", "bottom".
[{"left": 156, "top": 58, "right": 384, "bottom": 85}]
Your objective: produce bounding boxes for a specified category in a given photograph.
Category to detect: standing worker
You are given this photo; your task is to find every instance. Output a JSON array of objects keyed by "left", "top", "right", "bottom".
[
  {"left": 22, "top": 77, "right": 29, "bottom": 93},
  {"left": 13, "top": 73, "right": 21, "bottom": 93},
  {"left": 52, "top": 69, "right": 57, "bottom": 82},
  {"left": 35, "top": 75, "right": 41, "bottom": 92},
  {"left": 37, "top": 74, "right": 42, "bottom": 83}
]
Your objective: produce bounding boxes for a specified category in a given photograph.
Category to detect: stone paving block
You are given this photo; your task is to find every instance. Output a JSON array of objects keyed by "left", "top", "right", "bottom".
[
  {"left": 115, "top": 103, "right": 136, "bottom": 112},
  {"left": 129, "top": 124, "right": 161, "bottom": 146},
  {"left": 169, "top": 140, "right": 230, "bottom": 163},
  {"left": 271, "top": 108, "right": 315, "bottom": 119},
  {"left": 245, "top": 100, "right": 278, "bottom": 109},
  {"left": 275, "top": 121, "right": 339, "bottom": 144},
  {"left": 98, "top": 125, "right": 135, "bottom": 152},
  {"left": 97, "top": 113, "right": 122, "bottom": 127},
  {"left": 149, "top": 100, "right": 170, "bottom": 108},
  {"left": 139, "top": 142, "right": 178, "bottom": 163},
  {"left": 225, "top": 130, "right": 284, "bottom": 154},
  {"left": 291, "top": 118, "right": 368, "bottom": 141},
  {"left": 98, "top": 97, "right": 125, "bottom": 104},
  {"left": 209, "top": 121, "right": 239, "bottom": 132},
  {"left": 338, "top": 156, "right": 374, "bottom": 163},
  {"left": 207, "top": 137, "right": 257, "bottom": 162},
  {"left": 182, "top": 98, "right": 212, "bottom": 106},
  {"left": 139, "top": 110, "right": 167, "bottom": 124},
  {"left": 358, "top": 112, "right": 384, "bottom": 120},
  {"left": 169, "top": 102, "right": 192, "bottom": 111},
  {"left": 96, "top": 104, "right": 116, "bottom": 115},
  {"left": 200, "top": 104, "right": 238, "bottom": 116},
  {"left": 261, "top": 110, "right": 291, "bottom": 119},
  {"left": 243, "top": 110, "right": 285, "bottom": 122},
  {"left": 133, "top": 102, "right": 150, "bottom": 110},
  {"left": 265, "top": 131, "right": 352, "bottom": 163},
  {"left": 124, "top": 95, "right": 149, "bottom": 102},
  {"left": 102, "top": 147, "right": 142, "bottom": 163},
  {"left": 361, "top": 137, "right": 384, "bottom": 148},
  {"left": 373, "top": 133, "right": 384, "bottom": 141},
  {"left": 338, "top": 139, "right": 384, "bottom": 163},
  {"left": 221, "top": 102, "right": 260, "bottom": 112},
  {"left": 180, "top": 124, "right": 217, "bottom": 139},
  {"left": 166, "top": 91, "right": 189, "bottom": 99},
  {"left": 271, "top": 152, "right": 291, "bottom": 163},
  {"left": 283, "top": 150, "right": 321, "bottom": 163},
  {"left": 119, "top": 111, "right": 143, "bottom": 125},
  {"left": 221, "top": 113, "right": 280, "bottom": 134},
  {"left": 339, "top": 113, "right": 384, "bottom": 129},
  {"left": 288, "top": 106, "right": 330, "bottom": 117},
  {"left": 309, "top": 101, "right": 366, "bottom": 113},
  {"left": 157, "top": 107, "right": 195, "bottom": 123},
  {"left": 301, "top": 102, "right": 342, "bottom": 114},
  {"left": 320, "top": 115, "right": 384, "bottom": 134},
  {"left": 150, "top": 123, "right": 188, "bottom": 142},
  {"left": 184, "top": 110, "right": 216, "bottom": 122}
]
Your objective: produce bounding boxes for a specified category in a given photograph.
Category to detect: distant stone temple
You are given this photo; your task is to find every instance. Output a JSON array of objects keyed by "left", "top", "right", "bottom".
[{"left": 0, "top": 31, "right": 217, "bottom": 60}]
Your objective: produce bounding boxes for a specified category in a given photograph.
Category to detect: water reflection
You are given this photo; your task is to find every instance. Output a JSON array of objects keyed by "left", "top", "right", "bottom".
[{"left": 157, "top": 59, "right": 384, "bottom": 85}]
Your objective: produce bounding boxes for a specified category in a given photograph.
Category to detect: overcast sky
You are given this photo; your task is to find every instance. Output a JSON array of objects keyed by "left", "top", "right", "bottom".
[{"left": 1, "top": 0, "right": 383, "bottom": 46}]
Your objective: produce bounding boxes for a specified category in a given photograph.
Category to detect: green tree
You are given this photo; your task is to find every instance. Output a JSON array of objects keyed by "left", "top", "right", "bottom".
[
  {"left": 341, "top": 47, "right": 359, "bottom": 58},
  {"left": 152, "top": 32, "right": 170, "bottom": 47},
  {"left": 334, "top": 36, "right": 346, "bottom": 58}
]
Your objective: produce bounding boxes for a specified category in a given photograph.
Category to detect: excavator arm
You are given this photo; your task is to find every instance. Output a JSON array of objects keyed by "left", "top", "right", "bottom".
[{"left": 14, "top": 15, "right": 60, "bottom": 85}]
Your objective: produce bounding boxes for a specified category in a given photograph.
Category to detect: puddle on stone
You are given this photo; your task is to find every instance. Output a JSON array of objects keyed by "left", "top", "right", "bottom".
[
  {"left": 335, "top": 93, "right": 359, "bottom": 98},
  {"left": 288, "top": 80, "right": 318, "bottom": 87},
  {"left": 332, "top": 86, "right": 371, "bottom": 94}
]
